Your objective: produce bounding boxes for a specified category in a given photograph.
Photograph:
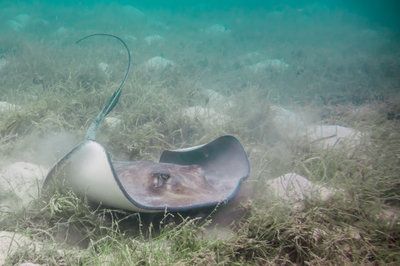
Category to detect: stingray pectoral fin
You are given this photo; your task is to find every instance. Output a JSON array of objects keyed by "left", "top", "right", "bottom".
[{"left": 44, "top": 141, "right": 143, "bottom": 212}]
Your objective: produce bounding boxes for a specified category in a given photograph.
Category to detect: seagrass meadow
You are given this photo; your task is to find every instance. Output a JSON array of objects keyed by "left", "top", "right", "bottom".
[{"left": 0, "top": 1, "right": 399, "bottom": 265}]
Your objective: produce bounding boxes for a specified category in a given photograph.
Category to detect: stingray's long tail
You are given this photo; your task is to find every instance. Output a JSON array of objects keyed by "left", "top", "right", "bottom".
[{"left": 76, "top": 33, "right": 131, "bottom": 140}]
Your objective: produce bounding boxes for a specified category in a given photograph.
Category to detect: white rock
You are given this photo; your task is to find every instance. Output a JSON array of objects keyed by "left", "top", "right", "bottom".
[
  {"left": 144, "top": 56, "right": 174, "bottom": 71},
  {"left": 14, "top": 14, "right": 31, "bottom": 26},
  {"left": 182, "top": 106, "right": 229, "bottom": 127},
  {"left": 266, "top": 173, "right": 334, "bottom": 208},
  {"left": 98, "top": 62, "right": 110, "bottom": 76},
  {"left": 19, "top": 263, "right": 42, "bottom": 266},
  {"left": 204, "top": 24, "right": 231, "bottom": 34},
  {"left": 121, "top": 5, "right": 145, "bottom": 18},
  {"left": 0, "top": 162, "right": 47, "bottom": 208},
  {"left": 248, "top": 59, "right": 289, "bottom": 73},
  {"left": 304, "top": 125, "right": 362, "bottom": 149},
  {"left": 0, "top": 58, "right": 8, "bottom": 71},
  {"left": 55, "top": 26, "right": 68, "bottom": 36},
  {"left": 124, "top": 34, "right": 137, "bottom": 43},
  {"left": 0, "top": 231, "right": 38, "bottom": 265},
  {"left": 144, "top": 34, "right": 164, "bottom": 45},
  {"left": 104, "top": 116, "right": 122, "bottom": 129},
  {"left": 203, "top": 89, "right": 233, "bottom": 109},
  {"left": 0, "top": 101, "right": 20, "bottom": 113}
]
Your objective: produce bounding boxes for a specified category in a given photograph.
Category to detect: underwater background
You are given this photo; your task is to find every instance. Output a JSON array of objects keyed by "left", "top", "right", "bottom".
[{"left": 0, "top": 0, "right": 400, "bottom": 265}]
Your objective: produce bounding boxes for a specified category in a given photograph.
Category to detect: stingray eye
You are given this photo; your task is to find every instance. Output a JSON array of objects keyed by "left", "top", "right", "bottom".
[{"left": 152, "top": 172, "right": 170, "bottom": 188}]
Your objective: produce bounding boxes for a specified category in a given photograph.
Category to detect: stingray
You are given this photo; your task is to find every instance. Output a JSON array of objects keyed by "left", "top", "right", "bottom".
[{"left": 43, "top": 34, "right": 250, "bottom": 212}]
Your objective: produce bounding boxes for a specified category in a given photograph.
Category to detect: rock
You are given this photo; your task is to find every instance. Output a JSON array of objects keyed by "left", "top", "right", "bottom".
[
  {"left": 203, "top": 89, "right": 233, "bottom": 109},
  {"left": 248, "top": 59, "right": 289, "bottom": 73},
  {"left": 203, "top": 226, "right": 234, "bottom": 241},
  {"left": 0, "top": 101, "right": 20, "bottom": 113},
  {"left": 121, "top": 5, "right": 145, "bottom": 18},
  {"left": 377, "top": 207, "right": 400, "bottom": 227},
  {"left": 6, "top": 14, "right": 31, "bottom": 31},
  {"left": 144, "top": 34, "right": 164, "bottom": 45},
  {"left": 182, "top": 106, "right": 230, "bottom": 128},
  {"left": 0, "top": 162, "right": 47, "bottom": 208},
  {"left": 266, "top": 173, "right": 334, "bottom": 210},
  {"left": 0, "top": 231, "right": 39, "bottom": 265},
  {"left": 55, "top": 26, "right": 68, "bottom": 36},
  {"left": 304, "top": 125, "right": 362, "bottom": 149},
  {"left": 271, "top": 105, "right": 308, "bottom": 139},
  {"left": 98, "top": 62, "right": 110, "bottom": 76},
  {"left": 19, "top": 263, "right": 43, "bottom": 266},
  {"left": 14, "top": 14, "right": 31, "bottom": 26},
  {"left": 144, "top": 56, "right": 174, "bottom": 71},
  {"left": 104, "top": 116, "right": 122, "bottom": 129},
  {"left": 124, "top": 34, "right": 137, "bottom": 43},
  {"left": 204, "top": 24, "right": 231, "bottom": 35}
]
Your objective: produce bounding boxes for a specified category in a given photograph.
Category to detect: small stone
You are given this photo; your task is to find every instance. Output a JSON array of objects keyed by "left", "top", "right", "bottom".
[
  {"left": 55, "top": 26, "right": 68, "bottom": 36},
  {"left": 0, "top": 162, "right": 47, "bottom": 208},
  {"left": 266, "top": 173, "right": 334, "bottom": 207},
  {"left": 98, "top": 62, "right": 110, "bottom": 76},
  {"left": 203, "top": 89, "right": 233, "bottom": 109},
  {"left": 144, "top": 34, "right": 164, "bottom": 45},
  {"left": 182, "top": 106, "right": 230, "bottom": 128},
  {"left": 104, "top": 116, "right": 122, "bottom": 129},
  {"left": 124, "top": 35, "right": 137, "bottom": 43},
  {"left": 0, "top": 231, "right": 38, "bottom": 265},
  {"left": 14, "top": 14, "right": 31, "bottom": 26},
  {"left": 271, "top": 105, "right": 308, "bottom": 139},
  {"left": 144, "top": 56, "right": 174, "bottom": 71},
  {"left": 204, "top": 24, "right": 231, "bottom": 34},
  {"left": 304, "top": 125, "right": 362, "bottom": 149},
  {"left": 121, "top": 5, "right": 145, "bottom": 18},
  {"left": 248, "top": 59, "right": 289, "bottom": 73}
]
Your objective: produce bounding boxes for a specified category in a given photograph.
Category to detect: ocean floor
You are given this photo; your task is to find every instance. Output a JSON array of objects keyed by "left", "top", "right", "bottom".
[{"left": 0, "top": 2, "right": 399, "bottom": 265}]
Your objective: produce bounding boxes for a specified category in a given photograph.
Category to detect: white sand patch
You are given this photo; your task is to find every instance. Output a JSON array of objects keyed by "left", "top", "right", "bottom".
[
  {"left": 204, "top": 24, "right": 231, "bottom": 35},
  {"left": 0, "top": 162, "right": 47, "bottom": 209},
  {"left": 304, "top": 125, "right": 362, "bottom": 149},
  {"left": 144, "top": 56, "right": 174, "bottom": 71},
  {"left": 267, "top": 173, "right": 334, "bottom": 210},
  {"left": 0, "top": 231, "right": 40, "bottom": 265},
  {"left": 144, "top": 34, "right": 164, "bottom": 45},
  {"left": 182, "top": 106, "right": 230, "bottom": 128}
]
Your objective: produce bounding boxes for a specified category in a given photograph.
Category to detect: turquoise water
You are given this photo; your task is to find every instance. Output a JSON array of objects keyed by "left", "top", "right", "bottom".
[{"left": 0, "top": 1, "right": 399, "bottom": 104}]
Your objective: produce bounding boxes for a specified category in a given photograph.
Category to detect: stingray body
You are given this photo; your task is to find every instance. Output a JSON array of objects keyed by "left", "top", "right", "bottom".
[{"left": 43, "top": 34, "right": 250, "bottom": 213}]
